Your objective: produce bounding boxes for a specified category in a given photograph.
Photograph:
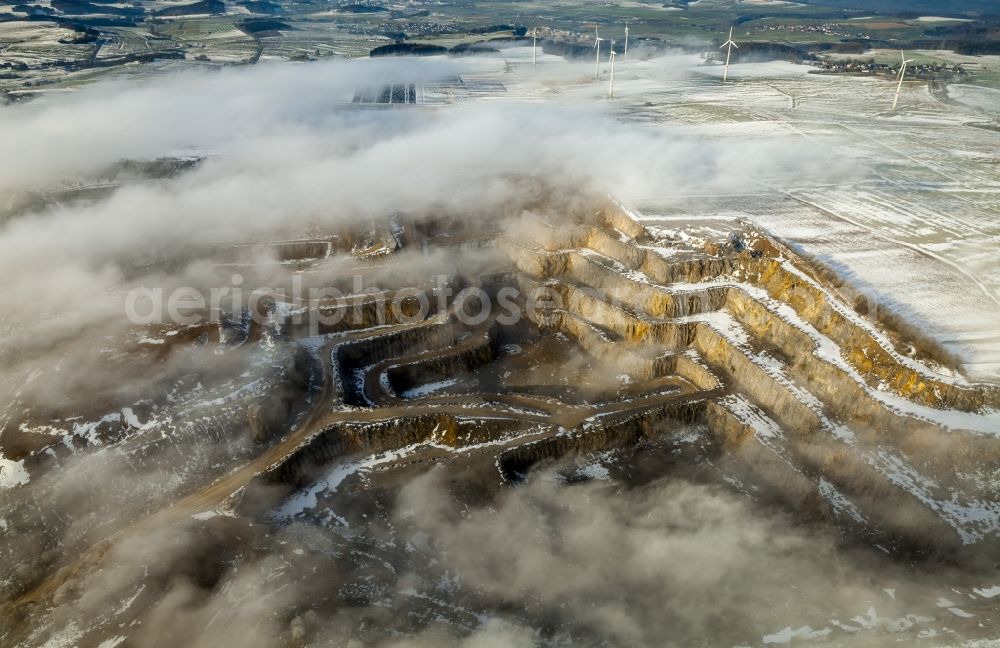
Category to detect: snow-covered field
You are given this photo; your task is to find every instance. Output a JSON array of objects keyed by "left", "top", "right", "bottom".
[
  {"left": 948, "top": 83, "right": 1000, "bottom": 113},
  {"left": 460, "top": 49, "right": 1000, "bottom": 381},
  {"left": 482, "top": 51, "right": 1000, "bottom": 381},
  {"left": 0, "top": 21, "right": 93, "bottom": 66}
]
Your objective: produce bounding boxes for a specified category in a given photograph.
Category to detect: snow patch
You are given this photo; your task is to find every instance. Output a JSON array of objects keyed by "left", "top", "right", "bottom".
[
  {"left": 0, "top": 453, "right": 29, "bottom": 488},
  {"left": 762, "top": 625, "right": 831, "bottom": 644}
]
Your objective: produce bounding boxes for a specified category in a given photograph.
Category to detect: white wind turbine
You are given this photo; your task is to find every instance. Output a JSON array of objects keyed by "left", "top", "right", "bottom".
[
  {"left": 608, "top": 46, "right": 617, "bottom": 98},
  {"left": 623, "top": 22, "right": 629, "bottom": 62},
  {"left": 892, "top": 50, "right": 913, "bottom": 112},
  {"left": 720, "top": 26, "right": 738, "bottom": 82},
  {"left": 594, "top": 27, "right": 606, "bottom": 79},
  {"left": 532, "top": 27, "right": 537, "bottom": 66}
]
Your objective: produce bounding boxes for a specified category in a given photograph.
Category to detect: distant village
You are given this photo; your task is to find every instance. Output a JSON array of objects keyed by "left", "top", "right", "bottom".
[
  {"left": 813, "top": 58, "right": 967, "bottom": 78},
  {"left": 758, "top": 23, "right": 863, "bottom": 40}
]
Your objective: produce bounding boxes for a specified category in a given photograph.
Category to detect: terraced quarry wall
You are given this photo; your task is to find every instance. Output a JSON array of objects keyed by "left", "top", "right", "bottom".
[
  {"left": 5, "top": 199, "right": 1000, "bottom": 645},
  {"left": 219, "top": 201, "right": 1000, "bottom": 561}
]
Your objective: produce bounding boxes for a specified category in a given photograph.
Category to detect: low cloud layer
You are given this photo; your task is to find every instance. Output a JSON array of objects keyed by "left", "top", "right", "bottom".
[
  {"left": 0, "top": 54, "right": 885, "bottom": 647},
  {"left": 23, "top": 464, "right": 992, "bottom": 647},
  {"left": 0, "top": 55, "right": 858, "bottom": 410},
  {"left": 383, "top": 468, "right": 982, "bottom": 648}
]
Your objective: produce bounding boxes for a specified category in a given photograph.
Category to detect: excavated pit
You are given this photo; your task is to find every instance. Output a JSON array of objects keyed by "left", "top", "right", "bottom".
[
  {"left": 204, "top": 201, "right": 1000, "bottom": 566},
  {"left": 5, "top": 194, "right": 1000, "bottom": 647}
]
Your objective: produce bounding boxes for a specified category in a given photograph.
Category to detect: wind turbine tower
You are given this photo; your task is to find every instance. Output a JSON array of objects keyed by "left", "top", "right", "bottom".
[
  {"left": 623, "top": 22, "right": 629, "bottom": 62},
  {"left": 608, "top": 47, "right": 617, "bottom": 98},
  {"left": 720, "top": 26, "right": 739, "bottom": 82},
  {"left": 594, "top": 27, "right": 605, "bottom": 79},
  {"left": 892, "top": 50, "right": 913, "bottom": 112},
  {"left": 532, "top": 27, "right": 537, "bottom": 66},
  {"left": 770, "top": 85, "right": 797, "bottom": 110}
]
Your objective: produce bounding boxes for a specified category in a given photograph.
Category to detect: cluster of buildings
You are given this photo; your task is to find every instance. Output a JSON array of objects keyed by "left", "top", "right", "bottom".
[
  {"left": 757, "top": 22, "right": 859, "bottom": 39},
  {"left": 814, "top": 58, "right": 966, "bottom": 77}
]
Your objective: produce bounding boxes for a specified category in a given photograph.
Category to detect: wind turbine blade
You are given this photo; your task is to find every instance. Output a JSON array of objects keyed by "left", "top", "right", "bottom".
[{"left": 732, "top": 42, "right": 739, "bottom": 48}]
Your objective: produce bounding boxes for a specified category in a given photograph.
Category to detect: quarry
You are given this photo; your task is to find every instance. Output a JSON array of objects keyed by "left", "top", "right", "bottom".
[
  {"left": 3, "top": 184, "right": 1000, "bottom": 645},
  {"left": 0, "top": 14, "right": 999, "bottom": 646}
]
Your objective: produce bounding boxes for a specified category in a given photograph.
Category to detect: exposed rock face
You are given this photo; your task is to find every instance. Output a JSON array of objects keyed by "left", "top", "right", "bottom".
[
  {"left": 4, "top": 199, "right": 1000, "bottom": 647},
  {"left": 211, "top": 201, "right": 1000, "bottom": 563}
]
